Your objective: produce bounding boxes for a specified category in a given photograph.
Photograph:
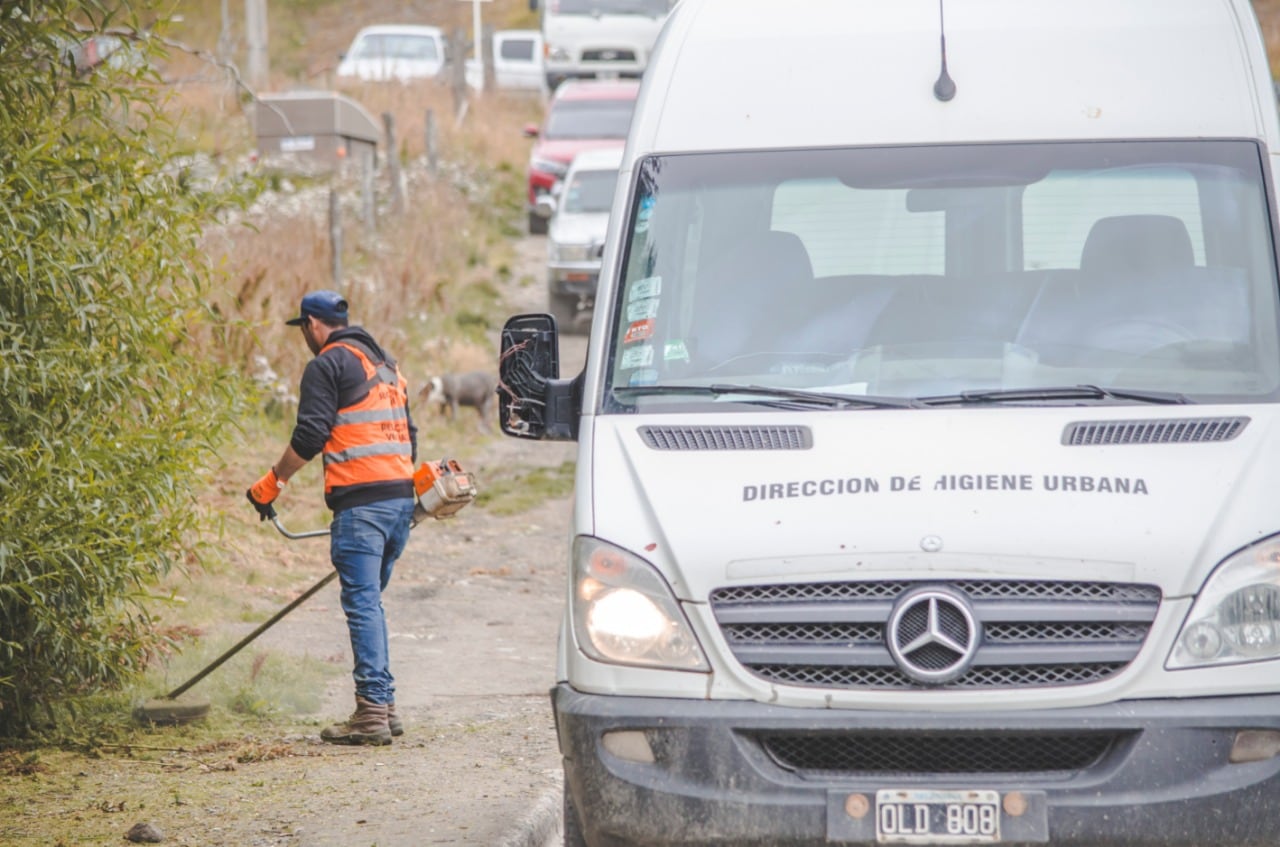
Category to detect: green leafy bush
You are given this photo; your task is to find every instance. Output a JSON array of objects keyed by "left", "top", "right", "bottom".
[{"left": 0, "top": 1, "right": 245, "bottom": 736}]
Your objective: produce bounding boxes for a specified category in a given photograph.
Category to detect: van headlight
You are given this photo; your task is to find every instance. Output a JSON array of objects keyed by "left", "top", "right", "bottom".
[
  {"left": 1168, "top": 536, "right": 1280, "bottom": 669},
  {"left": 571, "top": 536, "right": 709, "bottom": 671}
]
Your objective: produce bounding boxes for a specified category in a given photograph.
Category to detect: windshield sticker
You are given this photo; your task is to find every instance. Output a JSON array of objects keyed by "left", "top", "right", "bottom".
[
  {"left": 621, "top": 344, "right": 655, "bottom": 369},
  {"left": 743, "top": 473, "right": 1149, "bottom": 502},
  {"left": 664, "top": 340, "right": 690, "bottom": 362},
  {"left": 625, "top": 319, "right": 655, "bottom": 344},
  {"left": 627, "top": 297, "right": 660, "bottom": 322},
  {"left": 629, "top": 368, "right": 659, "bottom": 386},
  {"left": 636, "top": 195, "right": 655, "bottom": 234},
  {"left": 629, "top": 276, "right": 662, "bottom": 301}
]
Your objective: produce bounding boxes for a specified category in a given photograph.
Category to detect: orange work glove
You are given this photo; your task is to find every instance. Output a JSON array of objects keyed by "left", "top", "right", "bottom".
[{"left": 246, "top": 468, "right": 284, "bottom": 522}]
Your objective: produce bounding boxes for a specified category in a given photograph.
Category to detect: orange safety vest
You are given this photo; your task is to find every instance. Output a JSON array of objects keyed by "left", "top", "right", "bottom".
[{"left": 319, "top": 340, "right": 414, "bottom": 494}]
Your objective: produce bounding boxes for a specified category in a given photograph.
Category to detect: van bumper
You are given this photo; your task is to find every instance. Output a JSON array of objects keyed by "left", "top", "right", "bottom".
[{"left": 553, "top": 683, "right": 1280, "bottom": 847}]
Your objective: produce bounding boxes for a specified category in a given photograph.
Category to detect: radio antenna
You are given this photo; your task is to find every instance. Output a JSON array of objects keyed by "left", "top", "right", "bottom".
[{"left": 933, "top": 0, "right": 957, "bottom": 102}]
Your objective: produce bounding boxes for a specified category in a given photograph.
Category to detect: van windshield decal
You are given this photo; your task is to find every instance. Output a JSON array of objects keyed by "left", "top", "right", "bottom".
[{"left": 603, "top": 142, "right": 1280, "bottom": 413}]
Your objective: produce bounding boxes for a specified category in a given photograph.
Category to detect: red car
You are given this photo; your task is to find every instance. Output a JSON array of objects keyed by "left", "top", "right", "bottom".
[{"left": 524, "top": 79, "right": 639, "bottom": 234}]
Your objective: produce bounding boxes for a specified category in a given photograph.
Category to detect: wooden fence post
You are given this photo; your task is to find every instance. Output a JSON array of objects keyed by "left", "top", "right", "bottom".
[
  {"left": 425, "top": 108, "right": 439, "bottom": 176},
  {"left": 383, "top": 112, "right": 405, "bottom": 217},
  {"left": 450, "top": 27, "right": 469, "bottom": 123},
  {"left": 328, "top": 188, "right": 342, "bottom": 286},
  {"left": 361, "top": 150, "right": 376, "bottom": 229},
  {"left": 482, "top": 23, "right": 496, "bottom": 92}
]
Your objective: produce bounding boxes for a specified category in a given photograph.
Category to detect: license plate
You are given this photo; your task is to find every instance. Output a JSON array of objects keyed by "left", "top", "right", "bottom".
[{"left": 875, "top": 789, "right": 1001, "bottom": 844}]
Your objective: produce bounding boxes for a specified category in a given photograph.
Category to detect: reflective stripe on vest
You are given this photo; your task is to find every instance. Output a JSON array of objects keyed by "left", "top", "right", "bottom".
[{"left": 320, "top": 341, "right": 414, "bottom": 493}]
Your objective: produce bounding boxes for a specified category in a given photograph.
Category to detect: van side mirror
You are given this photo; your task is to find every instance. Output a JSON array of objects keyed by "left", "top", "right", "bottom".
[{"left": 498, "top": 313, "right": 579, "bottom": 441}]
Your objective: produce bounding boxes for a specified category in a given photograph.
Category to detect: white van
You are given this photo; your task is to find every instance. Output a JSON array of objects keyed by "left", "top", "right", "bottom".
[
  {"left": 538, "top": 0, "right": 677, "bottom": 89},
  {"left": 499, "top": 1, "right": 1280, "bottom": 845},
  {"left": 541, "top": 147, "right": 626, "bottom": 334}
]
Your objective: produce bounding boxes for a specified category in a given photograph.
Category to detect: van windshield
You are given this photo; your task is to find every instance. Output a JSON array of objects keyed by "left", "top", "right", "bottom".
[
  {"left": 552, "top": 0, "right": 673, "bottom": 15},
  {"left": 564, "top": 168, "right": 619, "bottom": 214},
  {"left": 604, "top": 141, "right": 1280, "bottom": 410}
]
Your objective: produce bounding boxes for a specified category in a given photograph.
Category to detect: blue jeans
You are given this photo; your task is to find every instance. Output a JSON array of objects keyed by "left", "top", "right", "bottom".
[{"left": 329, "top": 498, "right": 415, "bottom": 705}]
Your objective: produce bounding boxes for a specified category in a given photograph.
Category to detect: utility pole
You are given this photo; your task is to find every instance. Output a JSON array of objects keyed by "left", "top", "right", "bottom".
[
  {"left": 246, "top": 0, "right": 269, "bottom": 89},
  {"left": 457, "top": 0, "right": 493, "bottom": 91},
  {"left": 217, "top": 0, "right": 233, "bottom": 63}
]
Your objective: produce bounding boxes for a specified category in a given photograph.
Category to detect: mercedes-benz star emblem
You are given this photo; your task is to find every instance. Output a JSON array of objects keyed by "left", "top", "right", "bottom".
[{"left": 885, "top": 585, "right": 981, "bottom": 685}]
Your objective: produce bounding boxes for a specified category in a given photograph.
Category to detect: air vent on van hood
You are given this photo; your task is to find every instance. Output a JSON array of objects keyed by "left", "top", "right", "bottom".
[
  {"left": 640, "top": 425, "right": 813, "bottom": 451},
  {"left": 1062, "top": 417, "right": 1249, "bottom": 446}
]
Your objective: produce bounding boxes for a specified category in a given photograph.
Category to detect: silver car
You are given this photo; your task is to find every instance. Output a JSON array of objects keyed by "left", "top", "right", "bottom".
[{"left": 540, "top": 147, "right": 624, "bottom": 334}]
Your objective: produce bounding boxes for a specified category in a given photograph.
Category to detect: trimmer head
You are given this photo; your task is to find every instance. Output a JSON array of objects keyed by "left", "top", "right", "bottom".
[{"left": 132, "top": 695, "right": 211, "bottom": 726}]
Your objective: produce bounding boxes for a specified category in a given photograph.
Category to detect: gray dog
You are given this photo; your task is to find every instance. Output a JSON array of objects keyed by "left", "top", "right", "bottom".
[{"left": 420, "top": 371, "right": 497, "bottom": 429}]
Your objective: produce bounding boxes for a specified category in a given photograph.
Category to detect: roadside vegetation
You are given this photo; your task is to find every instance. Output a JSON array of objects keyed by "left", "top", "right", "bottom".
[{"left": 1, "top": 0, "right": 545, "bottom": 746}]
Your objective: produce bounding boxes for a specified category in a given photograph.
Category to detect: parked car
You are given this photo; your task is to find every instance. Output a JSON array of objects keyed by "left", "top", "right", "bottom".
[
  {"left": 523, "top": 78, "right": 638, "bottom": 234},
  {"left": 540, "top": 147, "right": 624, "bottom": 333},
  {"left": 336, "top": 24, "right": 447, "bottom": 82},
  {"left": 466, "top": 29, "right": 545, "bottom": 92}
]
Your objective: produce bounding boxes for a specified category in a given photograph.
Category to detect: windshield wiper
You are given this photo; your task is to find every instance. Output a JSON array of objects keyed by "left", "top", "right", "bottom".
[
  {"left": 614, "top": 383, "right": 925, "bottom": 409},
  {"left": 921, "top": 384, "right": 1191, "bottom": 406}
]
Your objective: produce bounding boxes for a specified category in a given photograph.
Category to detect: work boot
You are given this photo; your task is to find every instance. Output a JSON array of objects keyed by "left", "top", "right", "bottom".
[
  {"left": 320, "top": 697, "right": 392, "bottom": 746},
  {"left": 388, "top": 702, "right": 404, "bottom": 737}
]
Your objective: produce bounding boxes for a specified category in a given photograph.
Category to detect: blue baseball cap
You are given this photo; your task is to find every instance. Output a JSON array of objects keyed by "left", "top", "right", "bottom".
[{"left": 286, "top": 290, "right": 349, "bottom": 326}]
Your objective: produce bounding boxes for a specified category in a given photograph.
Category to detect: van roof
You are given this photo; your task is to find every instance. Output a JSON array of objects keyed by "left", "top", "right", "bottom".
[{"left": 635, "top": 0, "right": 1277, "bottom": 153}]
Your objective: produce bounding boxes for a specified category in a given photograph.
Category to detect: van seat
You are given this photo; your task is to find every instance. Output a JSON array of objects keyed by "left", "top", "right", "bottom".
[
  {"left": 692, "top": 230, "right": 816, "bottom": 371},
  {"left": 1080, "top": 214, "right": 1195, "bottom": 274}
]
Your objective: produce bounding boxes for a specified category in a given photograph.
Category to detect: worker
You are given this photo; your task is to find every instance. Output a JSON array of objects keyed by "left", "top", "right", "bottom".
[{"left": 247, "top": 290, "right": 418, "bottom": 746}]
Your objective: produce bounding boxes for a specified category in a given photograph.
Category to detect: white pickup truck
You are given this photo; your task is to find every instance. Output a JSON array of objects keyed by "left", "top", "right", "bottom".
[{"left": 537, "top": 0, "right": 676, "bottom": 90}]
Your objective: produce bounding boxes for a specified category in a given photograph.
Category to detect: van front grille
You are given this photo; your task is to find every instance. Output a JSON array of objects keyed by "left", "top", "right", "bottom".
[
  {"left": 710, "top": 579, "right": 1160, "bottom": 691},
  {"left": 759, "top": 731, "right": 1127, "bottom": 776}
]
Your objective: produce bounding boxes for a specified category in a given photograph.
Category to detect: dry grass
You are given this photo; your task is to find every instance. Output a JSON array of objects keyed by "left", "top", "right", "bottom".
[{"left": 166, "top": 71, "right": 540, "bottom": 382}]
